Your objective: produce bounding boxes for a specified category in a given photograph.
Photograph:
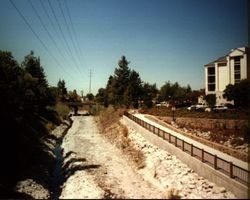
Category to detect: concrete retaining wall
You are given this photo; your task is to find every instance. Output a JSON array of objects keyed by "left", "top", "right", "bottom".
[{"left": 122, "top": 116, "right": 249, "bottom": 199}]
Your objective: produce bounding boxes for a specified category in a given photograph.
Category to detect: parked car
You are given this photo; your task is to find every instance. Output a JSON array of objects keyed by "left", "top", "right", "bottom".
[
  {"left": 187, "top": 105, "right": 196, "bottom": 111},
  {"left": 205, "top": 107, "right": 212, "bottom": 112},
  {"left": 224, "top": 103, "right": 235, "bottom": 110},
  {"left": 213, "top": 105, "right": 228, "bottom": 112},
  {"left": 195, "top": 103, "right": 208, "bottom": 111}
]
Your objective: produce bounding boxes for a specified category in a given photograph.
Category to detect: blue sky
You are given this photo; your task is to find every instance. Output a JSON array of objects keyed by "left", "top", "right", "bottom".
[{"left": 0, "top": 0, "right": 248, "bottom": 95}]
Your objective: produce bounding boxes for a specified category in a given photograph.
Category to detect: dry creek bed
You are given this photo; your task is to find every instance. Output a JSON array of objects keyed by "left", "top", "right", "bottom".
[{"left": 59, "top": 116, "right": 236, "bottom": 199}]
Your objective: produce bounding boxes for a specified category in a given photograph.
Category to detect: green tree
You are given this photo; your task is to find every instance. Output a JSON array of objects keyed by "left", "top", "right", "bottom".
[
  {"left": 22, "top": 51, "right": 51, "bottom": 108},
  {"left": 124, "top": 70, "right": 142, "bottom": 108},
  {"left": 113, "top": 56, "right": 131, "bottom": 105},
  {"left": 57, "top": 79, "right": 67, "bottom": 101},
  {"left": 223, "top": 79, "right": 250, "bottom": 108},
  {"left": 204, "top": 94, "right": 216, "bottom": 108},
  {"left": 86, "top": 93, "right": 94, "bottom": 101},
  {"left": 0, "top": 50, "right": 61, "bottom": 189},
  {"left": 68, "top": 89, "right": 81, "bottom": 102},
  {"left": 0, "top": 51, "right": 23, "bottom": 111},
  {"left": 142, "top": 83, "right": 158, "bottom": 108},
  {"left": 96, "top": 88, "right": 106, "bottom": 104},
  {"left": 57, "top": 79, "right": 67, "bottom": 95},
  {"left": 105, "top": 75, "right": 115, "bottom": 106}
]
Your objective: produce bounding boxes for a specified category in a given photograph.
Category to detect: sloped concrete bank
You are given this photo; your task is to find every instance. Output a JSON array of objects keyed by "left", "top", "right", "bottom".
[
  {"left": 121, "top": 115, "right": 249, "bottom": 199},
  {"left": 15, "top": 117, "right": 73, "bottom": 199}
]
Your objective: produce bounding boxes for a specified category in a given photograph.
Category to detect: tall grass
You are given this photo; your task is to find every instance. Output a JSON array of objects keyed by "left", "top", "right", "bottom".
[
  {"left": 54, "top": 102, "right": 70, "bottom": 120},
  {"left": 97, "top": 106, "right": 145, "bottom": 168}
]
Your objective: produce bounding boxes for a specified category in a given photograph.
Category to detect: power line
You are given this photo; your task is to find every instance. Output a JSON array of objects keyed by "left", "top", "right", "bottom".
[
  {"left": 57, "top": 0, "right": 82, "bottom": 69},
  {"left": 47, "top": 0, "right": 82, "bottom": 75},
  {"left": 9, "top": 0, "right": 72, "bottom": 79},
  {"left": 64, "top": 0, "right": 86, "bottom": 67},
  {"left": 57, "top": 0, "right": 83, "bottom": 76},
  {"left": 28, "top": 0, "right": 73, "bottom": 78},
  {"left": 89, "top": 69, "right": 92, "bottom": 94},
  {"left": 39, "top": 0, "right": 73, "bottom": 66}
]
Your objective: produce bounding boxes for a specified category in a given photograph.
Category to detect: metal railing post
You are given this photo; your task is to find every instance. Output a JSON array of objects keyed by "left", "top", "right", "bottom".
[
  {"left": 230, "top": 162, "right": 234, "bottom": 178},
  {"left": 202, "top": 149, "right": 204, "bottom": 162},
  {"left": 182, "top": 140, "right": 184, "bottom": 151},
  {"left": 214, "top": 155, "right": 217, "bottom": 170},
  {"left": 191, "top": 144, "right": 193, "bottom": 156},
  {"left": 175, "top": 136, "right": 177, "bottom": 147}
]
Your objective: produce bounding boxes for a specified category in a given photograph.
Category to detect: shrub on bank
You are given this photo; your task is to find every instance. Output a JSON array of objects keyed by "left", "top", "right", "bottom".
[
  {"left": 97, "top": 106, "right": 145, "bottom": 168},
  {"left": 55, "top": 102, "right": 70, "bottom": 120}
]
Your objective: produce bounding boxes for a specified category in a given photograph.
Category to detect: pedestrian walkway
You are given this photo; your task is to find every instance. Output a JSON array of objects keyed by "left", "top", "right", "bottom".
[{"left": 134, "top": 114, "right": 248, "bottom": 170}]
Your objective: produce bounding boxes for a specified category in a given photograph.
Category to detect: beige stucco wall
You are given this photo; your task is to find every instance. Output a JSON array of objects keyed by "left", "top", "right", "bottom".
[
  {"left": 241, "top": 54, "right": 247, "bottom": 80},
  {"left": 218, "top": 65, "right": 229, "bottom": 92}
]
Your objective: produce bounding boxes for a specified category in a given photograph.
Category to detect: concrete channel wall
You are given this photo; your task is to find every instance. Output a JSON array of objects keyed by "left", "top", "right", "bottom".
[{"left": 122, "top": 116, "right": 250, "bottom": 199}]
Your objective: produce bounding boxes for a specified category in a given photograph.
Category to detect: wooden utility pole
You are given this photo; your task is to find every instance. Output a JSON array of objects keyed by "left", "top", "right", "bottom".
[{"left": 89, "top": 69, "right": 92, "bottom": 94}]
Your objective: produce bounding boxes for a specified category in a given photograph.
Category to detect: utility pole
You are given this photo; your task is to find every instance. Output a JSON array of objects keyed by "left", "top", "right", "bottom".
[{"left": 89, "top": 69, "right": 92, "bottom": 94}]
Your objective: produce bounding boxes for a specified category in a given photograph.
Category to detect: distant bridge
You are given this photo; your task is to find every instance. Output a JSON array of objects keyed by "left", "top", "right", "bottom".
[
  {"left": 66, "top": 101, "right": 96, "bottom": 115},
  {"left": 67, "top": 101, "right": 96, "bottom": 107}
]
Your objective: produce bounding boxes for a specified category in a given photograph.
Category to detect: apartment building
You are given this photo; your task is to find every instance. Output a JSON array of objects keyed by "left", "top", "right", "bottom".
[{"left": 204, "top": 47, "right": 249, "bottom": 105}]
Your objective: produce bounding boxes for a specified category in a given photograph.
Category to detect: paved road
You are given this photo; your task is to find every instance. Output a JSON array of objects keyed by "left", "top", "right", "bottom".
[{"left": 134, "top": 114, "right": 248, "bottom": 170}]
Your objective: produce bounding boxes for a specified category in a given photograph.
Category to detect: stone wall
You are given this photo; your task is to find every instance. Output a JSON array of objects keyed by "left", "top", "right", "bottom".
[{"left": 160, "top": 117, "right": 248, "bottom": 130}]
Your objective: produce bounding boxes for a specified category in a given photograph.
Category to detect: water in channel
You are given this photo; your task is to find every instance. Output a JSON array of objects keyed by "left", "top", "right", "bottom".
[{"left": 51, "top": 143, "right": 64, "bottom": 199}]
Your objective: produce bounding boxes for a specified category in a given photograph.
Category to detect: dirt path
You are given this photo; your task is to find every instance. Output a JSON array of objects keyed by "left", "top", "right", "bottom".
[{"left": 60, "top": 116, "right": 166, "bottom": 199}]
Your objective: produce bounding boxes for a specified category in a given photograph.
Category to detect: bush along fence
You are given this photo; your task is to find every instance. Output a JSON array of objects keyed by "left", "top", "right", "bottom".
[{"left": 124, "top": 111, "right": 249, "bottom": 186}]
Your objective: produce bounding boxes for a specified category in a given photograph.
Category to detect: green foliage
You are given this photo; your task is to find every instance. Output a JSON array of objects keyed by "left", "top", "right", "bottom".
[
  {"left": 104, "top": 56, "right": 143, "bottom": 108},
  {"left": 57, "top": 79, "right": 67, "bottom": 101},
  {"left": 55, "top": 102, "right": 70, "bottom": 120},
  {"left": 223, "top": 79, "right": 250, "bottom": 108},
  {"left": 0, "top": 50, "right": 66, "bottom": 188},
  {"left": 113, "top": 56, "right": 131, "bottom": 105},
  {"left": 86, "top": 93, "right": 94, "bottom": 101},
  {"left": 68, "top": 89, "right": 81, "bottom": 102},
  {"left": 158, "top": 81, "right": 194, "bottom": 103},
  {"left": 95, "top": 88, "right": 106, "bottom": 104},
  {"left": 205, "top": 94, "right": 216, "bottom": 107},
  {"left": 141, "top": 82, "right": 158, "bottom": 108}
]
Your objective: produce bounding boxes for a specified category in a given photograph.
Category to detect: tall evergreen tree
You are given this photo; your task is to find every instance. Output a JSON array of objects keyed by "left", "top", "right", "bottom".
[
  {"left": 57, "top": 79, "right": 67, "bottom": 101},
  {"left": 22, "top": 51, "right": 50, "bottom": 108},
  {"left": 105, "top": 75, "right": 115, "bottom": 106},
  {"left": 113, "top": 56, "right": 131, "bottom": 105},
  {"left": 124, "top": 70, "right": 142, "bottom": 108}
]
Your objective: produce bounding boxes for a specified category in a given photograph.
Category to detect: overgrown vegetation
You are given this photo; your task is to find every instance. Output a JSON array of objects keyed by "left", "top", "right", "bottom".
[
  {"left": 0, "top": 50, "right": 72, "bottom": 197},
  {"left": 97, "top": 106, "right": 145, "bottom": 168}
]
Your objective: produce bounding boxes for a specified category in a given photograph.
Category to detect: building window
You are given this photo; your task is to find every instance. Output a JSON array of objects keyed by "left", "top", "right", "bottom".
[
  {"left": 208, "top": 76, "right": 215, "bottom": 83},
  {"left": 207, "top": 66, "right": 216, "bottom": 91},
  {"left": 208, "top": 67, "right": 215, "bottom": 75},
  {"left": 208, "top": 84, "right": 215, "bottom": 91},
  {"left": 234, "top": 56, "right": 241, "bottom": 83}
]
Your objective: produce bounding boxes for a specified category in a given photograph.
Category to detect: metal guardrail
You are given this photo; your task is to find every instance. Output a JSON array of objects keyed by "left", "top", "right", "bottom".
[{"left": 124, "top": 111, "right": 249, "bottom": 186}]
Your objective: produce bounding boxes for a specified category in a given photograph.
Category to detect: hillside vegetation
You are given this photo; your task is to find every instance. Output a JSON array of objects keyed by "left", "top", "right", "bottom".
[{"left": 0, "top": 51, "right": 70, "bottom": 197}]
